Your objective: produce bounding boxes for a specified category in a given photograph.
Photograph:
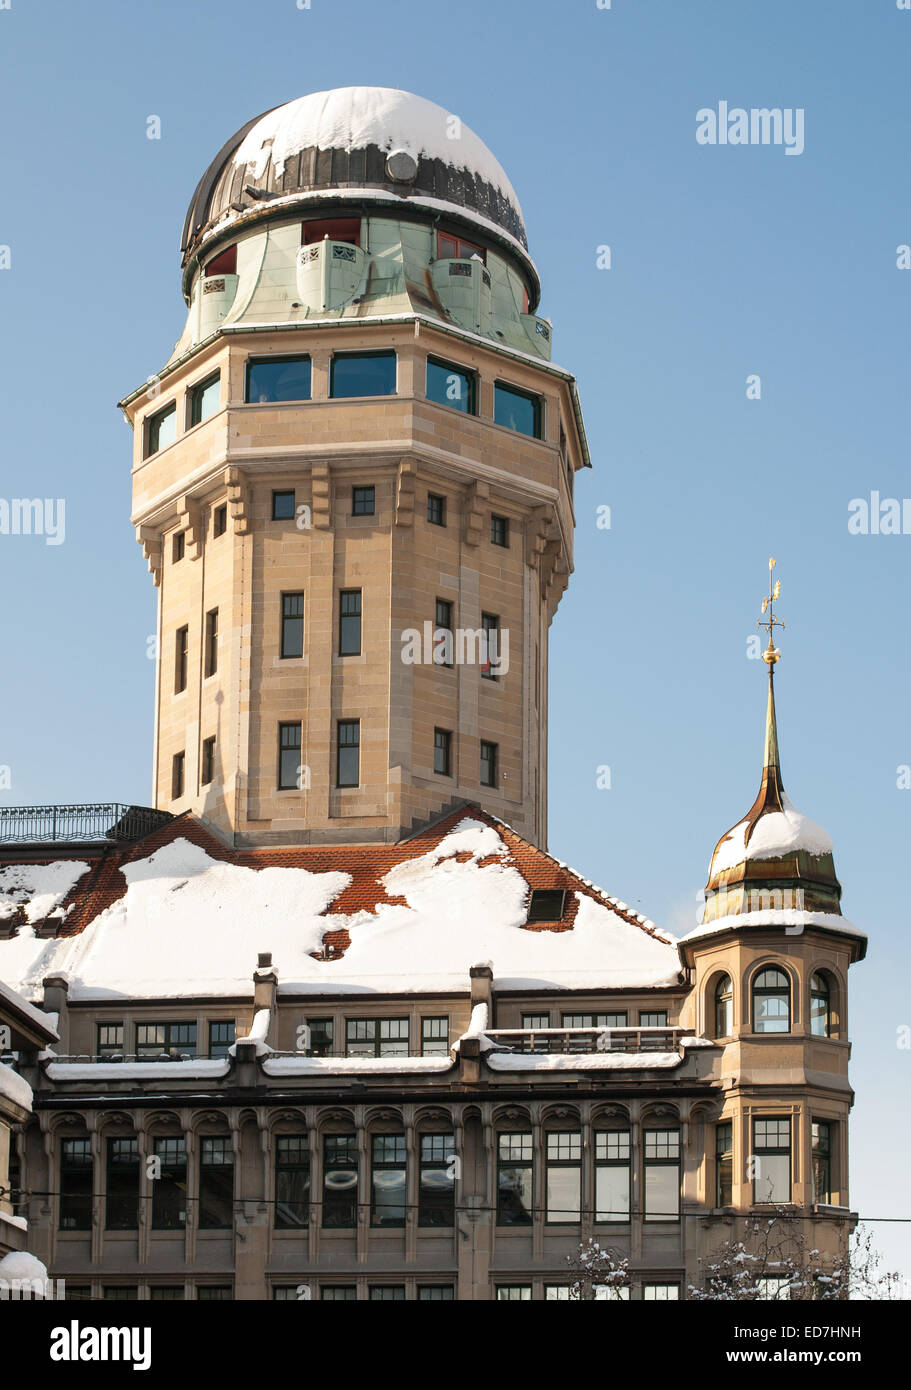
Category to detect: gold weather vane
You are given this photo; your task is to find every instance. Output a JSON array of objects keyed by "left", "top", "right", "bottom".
[{"left": 758, "top": 556, "right": 785, "bottom": 665}]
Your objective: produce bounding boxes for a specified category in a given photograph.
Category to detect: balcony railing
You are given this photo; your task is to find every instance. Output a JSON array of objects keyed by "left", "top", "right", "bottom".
[
  {"left": 0, "top": 803, "right": 173, "bottom": 845},
  {"left": 482, "top": 1027, "right": 692, "bottom": 1055}
]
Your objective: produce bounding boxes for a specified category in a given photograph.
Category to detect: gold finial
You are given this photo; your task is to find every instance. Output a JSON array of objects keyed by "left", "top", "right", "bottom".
[{"left": 758, "top": 556, "right": 785, "bottom": 664}]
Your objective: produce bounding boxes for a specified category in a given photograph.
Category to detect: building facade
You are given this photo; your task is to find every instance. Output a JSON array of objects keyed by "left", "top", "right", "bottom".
[{"left": 0, "top": 87, "right": 864, "bottom": 1301}]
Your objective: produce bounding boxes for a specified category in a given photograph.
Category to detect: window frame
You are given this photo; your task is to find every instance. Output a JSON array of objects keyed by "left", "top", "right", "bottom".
[
  {"left": 490, "top": 514, "right": 509, "bottom": 548},
  {"left": 271, "top": 489, "right": 296, "bottom": 521},
  {"left": 59, "top": 1137, "right": 93, "bottom": 1231},
  {"left": 198, "top": 1137, "right": 234, "bottom": 1230},
  {"left": 274, "top": 1135, "right": 310, "bottom": 1229},
  {"left": 810, "top": 972, "right": 831, "bottom": 1037},
  {"left": 812, "top": 1119, "right": 833, "bottom": 1206},
  {"left": 204, "top": 607, "right": 218, "bottom": 678},
  {"left": 174, "top": 625, "right": 188, "bottom": 694},
  {"left": 352, "top": 485, "right": 376, "bottom": 516},
  {"left": 146, "top": 400, "right": 177, "bottom": 457},
  {"left": 752, "top": 1116, "right": 792, "bottom": 1204},
  {"left": 245, "top": 355, "right": 312, "bottom": 405},
  {"left": 189, "top": 371, "right": 221, "bottom": 428},
  {"left": 496, "top": 1131, "right": 533, "bottom": 1227},
  {"left": 544, "top": 1130, "right": 583, "bottom": 1225},
  {"left": 171, "top": 751, "right": 185, "bottom": 801},
  {"left": 433, "top": 727, "right": 452, "bottom": 777},
  {"left": 434, "top": 597, "right": 454, "bottom": 668},
  {"left": 716, "top": 1121, "right": 733, "bottom": 1207},
  {"left": 752, "top": 967, "right": 791, "bottom": 1034},
  {"left": 425, "top": 355, "right": 477, "bottom": 415},
  {"left": 151, "top": 1136, "right": 188, "bottom": 1230},
  {"left": 427, "top": 493, "right": 446, "bottom": 527},
  {"left": 418, "top": 1133, "right": 456, "bottom": 1228},
  {"left": 321, "top": 1134, "right": 358, "bottom": 1229},
  {"left": 480, "top": 611, "right": 500, "bottom": 680},
  {"left": 280, "top": 592, "right": 305, "bottom": 660},
  {"left": 643, "top": 1127, "right": 681, "bottom": 1224},
  {"left": 201, "top": 735, "right": 216, "bottom": 786},
  {"left": 278, "top": 721, "right": 302, "bottom": 791},
  {"left": 329, "top": 350, "right": 397, "bottom": 399},
  {"left": 212, "top": 503, "right": 228, "bottom": 538},
  {"left": 714, "top": 973, "right": 734, "bottom": 1038},
  {"left": 336, "top": 718, "right": 360, "bottom": 789},
  {"left": 493, "top": 380, "right": 543, "bottom": 439},
  {"left": 338, "top": 589, "right": 362, "bottom": 656},
  {"left": 594, "top": 1128, "right": 631, "bottom": 1224},
  {"left": 370, "top": 1133, "right": 407, "bottom": 1228},
  {"left": 480, "top": 739, "right": 498, "bottom": 788}
]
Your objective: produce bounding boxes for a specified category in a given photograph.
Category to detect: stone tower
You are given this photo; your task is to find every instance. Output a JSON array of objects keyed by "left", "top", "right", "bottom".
[{"left": 121, "top": 87, "right": 588, "bottom": 847}]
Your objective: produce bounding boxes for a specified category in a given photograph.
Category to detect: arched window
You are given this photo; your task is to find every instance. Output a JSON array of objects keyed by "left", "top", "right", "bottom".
[
  {"left": 752, "top": 968, "right": 790, "bottom": 1034},
  {"left": 714, "top": 974, "right": 733, "bottom": 1038},
  {"left": 810, "top": 973, "right": 831, "bottom": 1037}
]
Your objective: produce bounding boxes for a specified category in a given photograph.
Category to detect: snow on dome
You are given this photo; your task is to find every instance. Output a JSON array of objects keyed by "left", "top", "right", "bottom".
[
  {"left": 232, "top": 86, "right": 522, "bottom": 210},
  {"left": 0, "top": 1250, "right": 48, "bottom": 1286},
  {"left": 711, "top": 794, "right": 833, "bottom": 875}
]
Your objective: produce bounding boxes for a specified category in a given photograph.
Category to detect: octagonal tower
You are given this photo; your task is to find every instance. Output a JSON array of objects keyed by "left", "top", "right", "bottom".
[{"left": 121, "top": 87, "right": 588, "bottom": 847}]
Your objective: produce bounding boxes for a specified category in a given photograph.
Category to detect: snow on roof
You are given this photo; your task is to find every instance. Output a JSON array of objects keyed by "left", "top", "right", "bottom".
[
  {"left": 0, "top": 859, "right": 89, "bottom": 924},
  {"left": 0, "top": 814, "right": 680, "bottom": 1001},
  {"left": 0, "top": 977, "right": 58, "bottom": 1039},
  {"left": 233, "top": 87, "right": 521, "bottom": 210},
  {"left": 0, "top": 1058, "right": 33, "bottom": 1109},
  {"left": 683, "top": 909, "right": 865, "bottom": 944},
  {"left": 712, "top": 794, "right": 833, "bottom": 875},
  {"left": 486, "top": 1051, "right": 682, "bottom": 1072}
]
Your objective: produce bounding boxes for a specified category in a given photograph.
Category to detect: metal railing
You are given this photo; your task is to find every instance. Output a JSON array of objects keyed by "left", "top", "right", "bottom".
[
  {"left": 0, "top": 803, "right": 173, "bottom": 845},
  {"left": 482, "top": 1027, "right": 692, "bottom": 1055}
]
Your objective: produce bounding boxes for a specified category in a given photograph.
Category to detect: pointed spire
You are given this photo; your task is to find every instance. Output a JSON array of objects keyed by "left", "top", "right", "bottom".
[{"left": 763, "top": 665, "right": 780, "bottom": 772}]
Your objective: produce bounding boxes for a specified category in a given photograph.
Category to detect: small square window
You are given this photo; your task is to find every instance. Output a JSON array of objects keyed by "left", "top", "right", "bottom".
[
  {"left": 490, "top": 514, "right": 509, "bottom": 548},
  {"left": 213, "top": 504, "right": 227, "bottom": 538},
  {"left": 352, "top": 486, "right": 375, "bottom": 516},
  {"left": 172, "top": 531, "right": 185, "bottom": 563},
  {"left": 208, "top": 1021, "right": 235, "bottom": 1058},
  {"left": 421, "top": 1016, "right": 449, "bottom": 1056},
  {"left": 526, "top": 889, "right": 566, "bottom": 922},
  {"left": 434, "top": 728, "right": 452, "bottom": 777},
  {"left": 96, "top": 1023, "right": 124, "bottom": 1058},
  {"left": 427, "top": 493, "right": 446, "bottom": 527},
  {"left": 272, "top": 491, "right": 295, "bottom": 521}
]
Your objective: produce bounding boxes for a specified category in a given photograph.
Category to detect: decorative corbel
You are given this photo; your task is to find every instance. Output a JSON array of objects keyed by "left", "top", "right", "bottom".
[
  {"left": 176, "top": 494, "right": 204, "bottom": 560},
  {"left": 224, "top": 466, "right": 250, "bottom": 535},
  {"left": 394, "top": 458, "right": 416, "bottom": 526},
  {"left": 462, "top": 479, "right": 489, "bottom": 547},
  {"left": 136, "top": 525, "right": 163, "bottom": 587}
]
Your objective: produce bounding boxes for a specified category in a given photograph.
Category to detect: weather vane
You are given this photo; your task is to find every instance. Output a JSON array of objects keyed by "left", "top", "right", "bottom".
[{"left": 758, "top": 556, "right": 785, "bottom": 665}]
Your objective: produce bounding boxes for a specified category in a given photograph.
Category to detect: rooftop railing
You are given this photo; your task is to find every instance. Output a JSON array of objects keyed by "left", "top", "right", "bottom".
[
  {"left": 0, "top": 803, "right": 173, "bottom": 846},
  {"left": 482, "top": 1026, "right": 692, "bottom": 1055}
]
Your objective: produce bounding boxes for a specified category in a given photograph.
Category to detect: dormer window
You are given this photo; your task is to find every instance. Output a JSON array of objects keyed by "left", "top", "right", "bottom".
[
  {"left": 527, "top": 889, "right": 566, "bottom": 923},
  {"left": 437, "top": 231, "right": 485, "bottom": 264}
]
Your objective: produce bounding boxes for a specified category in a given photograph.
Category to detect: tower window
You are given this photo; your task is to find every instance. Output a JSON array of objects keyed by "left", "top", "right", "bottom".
[
  {"left": 433, "top": 728, "right": 452, "bottom": 777},
  {"left": 330, "top": 351, "right": 397, "bottom": 399},
  {"left": 201, "top": 736, "right": 216, "bottom": 786},
  {"left": 337, "top": 719, "right": 360, "bottom": 787},
  {"left": 246, "top": 356, "right": 311, "bottom": 404},
  {"left": 171, "top": 752, "right": 185, "bottom": 800},
  {"left": 527, "top": 889, "right": 566, "bottom": 922},
  {"left": 426, "top": 357, "right": 476, "bottom": 414},
  {"left": 752, "top": 967, "right": 791, "bottom": 1034},
  {"left": 352, "top": 485, "right": 375, "bottom": 515},
  {"left": 212, "top": 504, "right": 227, "bottom": 537},
  {"left": 175, "top": 626, "right": 188, "bottom": 693},
  {"left": 338, "top": 590, "right": 362, "bottom": 655},
  {"left": 302, "top": 217, "right": 360, "bottom": 247},
  {"left": 436, "top": 230, "right": 485, "bottom": 263},
  {"left": 434, "top": 598, "right": 453, "bottom": 668},
  {"left": 146, "top": 401, "right": 177, "bottom": 456},
  {"left": 810, "top": 972, "right": 831, "bottom": 1037},
  {"left": 281, "top": 593, "right": 304, "bottom": 659},
  {"left": 752, "top": 1118, "right": 791, "bottom": 1203},
  {"left": 278, "top": 723, "right": 302, "bottom": 790},
  {"left": 204, "top": 244, "right": 237, "bottom": 276},
  {"left": 494, "top": 381, "right": 542, "bottom": 439},
  {"left": 490, "top": 514, "right": 509, "bottom": 547},
  {"left": 480, "top": 739, "right": 498, "bottom": 787},
  {"left": 204, "top": 608, "right": 218, "bottom": 677},
  {"left": 427, "top": 493, "right": 446, "bottom": 527},
  {"left": 714, "top": 973, "right": 734, "bottom": 1038},
  {"left": 189, "top": 372, "right": 221, "bottom": 426},
  {"left": 812, "top": 1120, "right": 833, "bottom": 1205},
  {"left": 272, "top": 490, "right": 295, "bottom": 521},
  {"left": 172, "top": 531, "right": 185, "bottom": 563}
]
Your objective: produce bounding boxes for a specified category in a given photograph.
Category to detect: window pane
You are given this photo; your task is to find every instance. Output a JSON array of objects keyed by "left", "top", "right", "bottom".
[
  {"left": 272, "top": 490, "right": 296, "bottom": 520},
  {"left": 247, "top": 357, "right": 311, "bottom": 403},
  {"left": 281, "top": 593, "right": 304, "bottom": 659},
  {"left": 151, "top": 1138, "right": 187, "bottom": 1229},
  {"left": 106, "top": 1137, "right": 139, "bottom": 1230},
  {"left": 148, "top": 402, "right": 177, "bottom": 454},
  {"left": 426, "top": 358, "right": 474, "bottom": 414},
  {"left": 546, "top": 1167, "right": 581, "bottom": 1224},
  {"left": 199, "top": 1138, "right": 234, "bottom": 1228},
  {"left": 275, "top": 1136, "right": 310, "bottom": 1228},
  {"left": 322, "top": 1135, "right": 358, "bottom": 1227},
  {"left": 60, "top": 1139, "right": 93, "bottom": 1231},
  {"left": 352, "top": 486, "right": 375, "bottom": 515},
  {"left": 339, "top": 590, "right": 362, "bottom": 655},
  {"left": 331, "top": 352, "right": 396, "bottom": 398},
  {"left": 494, "top": 383, "right": 541, "bottom": 438},
  {"left": 371, "top": 1134, "right": 406, "bottom": 1227},
  {"left": 644, "top": 1284, "right": 680, "bottom": 1300},
  {"left": 191, "top": 373, "right": 220, "bottom": 425},
  {"left": 595, "top": 1163, "right": 630, "bottom": 1223},
  {"left": 337, "top": 720, "right": 360, "bottom": 788},
  {"left": 419, "top": 1133, "right": 455, "bottom": 1227},
  {"left": 644, "top": 1164, "right": 679, "bottom": 1222}
]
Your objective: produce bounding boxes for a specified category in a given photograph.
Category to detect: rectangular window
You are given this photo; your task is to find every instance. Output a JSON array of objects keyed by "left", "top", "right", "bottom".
[
  {"left": 352, "top": 485, "right": 375, "bottom": 515},
  {"left": 302, "top": 216, "right": 360, "bottom": 246},
  {"left": 281, "top": 592, "right": 305, "bottom": 659},
  {"left": 338, "top": 589, "right": 362, "bottom": 655},
  {"left": 527, "top": 889, "right": 566, "bottom": 922},
  {"left": 371, "top": 1135, "right": 407, "bottom": 1227},
  {"left": 151, "top": 1137, "right": 187, "bottom": 1229},
  {"left": 370, "top": 1286, "right": 406, "bottom": 1300},
  {"left": 102, "top": 1287, "right": 138, "bottom": 1300},
  {"left": 147, "top": 401, "right": 177, "bottom": 456},
  {"left": 64, "top": 1288, "right": 92, "bottom": 1300},
  {"left": 275, "top": 1136, "right": 310, "bottom": 1228},
  {"left": 208, "top": 1020, "right": 234, "bottom": 1058},
  {"left": 434, "top": 597, "right": 454, "bottom": 668},
  {"left": 496, "top": 1286, "right": 532, "bottom": 1301},
  {"left": 490, "top": 514, "right": 509, "bottom": 547},
  {"left": 246, "top": 356, "right": 312, "bottom": 404},
  {"left": 418, "top": 1286, "right": 455, "bottom": 1300},
  {"left": 522, "top": 1013, "right": 550, "bottom": 1030},
  {"left": 595, "top": 1130, "right": 631, "bottom": 1223},
  {"left": 427, "top": 493, "right": 446, "bottom": 527},
  {"left": 345, "top": 1018, "right": 408, "bottom": 1058},
  {"left": 204, "top": 608, "right": 218, "bottom": 677},
  {"left": 643, "top": 1284, "right": 680, "bottom": 1301},
  {"left": 150, "top": 1286, "right": 185, "bottom": 1301},
  {"left": 321, "top": 1286, "right": 357, "bottom": 1300},
  {"left": 213, "top": 504, "right": 228, "bottom": 538},
  {"left": 175, "top": 626, "right": 188, "bottom": 693},
  {"left": 497, "top": 1133, "right": 533, "bottom": 1226},
  {"left": 330, "top": 351, "right": 396, "bottom": 398},
  {"left": 105, "top": 1137, "right": 139, "bottom": 1230},
  {"left": 322, "top": 1135, "right": 357, "bottom": 1228},
  {"left": 436, "top": 230, "right": 485, "bottom": 263},
  {"left": 480, "top": 739, "right": 498, "bottom": 788},
  {"left": 96, "top": 1022, "right": 124, "bottom": 1058},
  {"left": 136, "top": 1022, "right": 197, "bottom": 1059},
  {"left": 426, "top": 356, "right": 476, "bottom": 414},
  {"left": 546, "top": 1132, "right": 582, "bottom": 1224},
  {"left": 336, "top": 719, "right": 360, "bottom": 788},
  {"left": 199, "top": 1137, "right": 234, "bottom": 1228},
  {"left": 59, "top": 1139, "right": 93, "bottom": 1230},
  {"left": 197, "top": 1287, "right": 232, "bottom": 1300},
  {"left": 171, "top": 751, "right": 185, "bottom": 801},
  {"left": 480, "top": 611, "right": 499, "bottom": 680},
  {"left": 562, "top": 1011, "right": 627, "bottom": 1029},
  {"left": 205, "top": 244, "right": 237, "bottom": 275},
  {"left": 172, "top": 530, "right": 185, "bottom": 563},
  {"left": 201, "top": 735, "right": 216, "bottom": 786},
  {"left": 753, "top": 1118, "right": 791, "bottom": 1204},
  {"left": 494, "top": 382, "right": 542, "bottom": 438},
  {"left": 640, "top": 1011, "right": 668, "bottom": 1028},
  {"left": 433, "top": 727, "right": 452, "bottom": 777},
  {"left": 190, "top": 372, "right": 220, "bottom": 426},
  {"left": 278, "top": 722, "right": 302, "bottom": 790},
  {"left": 716, "top": 1121, "right": 733, "bottom": 1207},
  {"left": 421, "top": 1016, "right": 449, "bottom": 1056},
  {"left": 812, "top": 1121, "right": 832, "bottom": 1205},
  {"left": 272, "top": 490, "right": 296, "bottom": 521},
  {"left": 307, "top": 1018, "right": 333, "bottom": 1056},
  {"left": 644, "top": 1129, "right": 680, "bottom": 1223},
  {"left": 418, "top": 1134, "right": 455, "bottom": 1227}
]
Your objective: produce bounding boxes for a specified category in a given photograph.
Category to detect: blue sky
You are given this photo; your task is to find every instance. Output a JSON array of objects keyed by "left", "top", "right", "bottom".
[{"left": 1, "top": 0, "right": 909, "bottom": 1283}]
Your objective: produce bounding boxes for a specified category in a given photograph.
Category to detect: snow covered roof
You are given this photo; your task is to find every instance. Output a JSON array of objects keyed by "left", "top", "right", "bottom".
[
  {"left": 182, "top": 86, "right": 529, "bottom": 269},
  {"left": 710, "top": 792, "right": 833, "bottom": 875},
  {"left": 0, "top": 807, "right": 681, "bottom": 1003}
]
